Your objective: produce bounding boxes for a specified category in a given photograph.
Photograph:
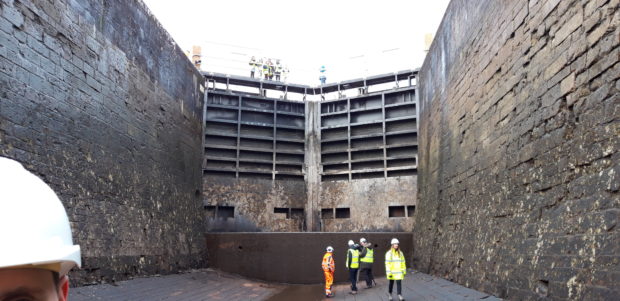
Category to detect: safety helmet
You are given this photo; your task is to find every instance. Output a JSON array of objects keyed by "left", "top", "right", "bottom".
[
  {"left": 326, "top": 246, "right": 334, "bottom": 252},
  {"left": 391, "top": 238, "right": 400, "bottom": 245},
  {"left": 0, "top": 157, "right": 81, "bottom": 275},
  {"left": 360, "top": 237, "right": 367, "bottom": 244},
  {"left": 348, "top": 240, "right": 354, "bottom": 246}
]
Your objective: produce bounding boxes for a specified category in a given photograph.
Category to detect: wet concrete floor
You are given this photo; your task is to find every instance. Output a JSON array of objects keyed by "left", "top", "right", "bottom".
[
  {"left": 70, "top": 269, "right": 283, "bottom": 301},
  {"left": 265, "top": 284, "right": 325, "bottom": 301},
  {"left": 70, "top": 269, "right": 502, "bottom": 300}
]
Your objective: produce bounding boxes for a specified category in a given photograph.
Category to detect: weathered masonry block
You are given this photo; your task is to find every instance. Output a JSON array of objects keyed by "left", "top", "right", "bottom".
[
  {"left": 0, "top": 0, "right": 205, "bottom": 285},
  {"left": 415, "top": 0, "right": 619, "bottom": 300}
]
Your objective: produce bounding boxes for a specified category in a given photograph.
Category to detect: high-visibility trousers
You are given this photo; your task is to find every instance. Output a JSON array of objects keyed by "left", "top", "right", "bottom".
[{"left": 324, "top": 270, "right": 334, "bottom": 295}]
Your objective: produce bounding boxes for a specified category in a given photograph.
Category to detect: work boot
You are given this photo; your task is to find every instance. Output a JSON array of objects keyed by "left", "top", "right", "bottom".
[
  {"left": 398, "top": 294, "right": 404, "bottom": 300},
  {"left": 388, "top": 292, "right": 393, "bottom": 300}
]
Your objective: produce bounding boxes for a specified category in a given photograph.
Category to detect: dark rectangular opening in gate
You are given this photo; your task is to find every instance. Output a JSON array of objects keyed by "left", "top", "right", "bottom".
[
  {"left": 335, "top": 208, "right": 350, "bottom": 219},
  {"left": 389, "top": 206, "right": 405, "bottom": 217},
  {"left": 205, "top": 205, "right": 216, "bottom": 218},
  {"left": 321, "top": 208, "right": 334, "bottom": 219},
  {"left": 291, "top": 208, "right": 304, "bottom": 219},
  {"left": 217, "top": 206, "right": 235, "bottom": 218},
  {"left": 274, "top": 207, "right": 290, "bottom": 219},
  {"left": 407, "top": 205, "right": 415, "bottom": 217}
]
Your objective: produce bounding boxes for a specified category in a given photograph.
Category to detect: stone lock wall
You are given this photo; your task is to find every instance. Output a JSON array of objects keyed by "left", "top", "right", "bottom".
[
  {"left": 0, "top": 0, "right": 205, "bottom": 285},
  {"left": 415, "top": 0, "right": 619, "bottom": 300},
  {"left": 203, "top": 176, "right": 308, "bottom": 232},
  {"left": 319, "top": 177, "right": 417, "bottom": 232}
]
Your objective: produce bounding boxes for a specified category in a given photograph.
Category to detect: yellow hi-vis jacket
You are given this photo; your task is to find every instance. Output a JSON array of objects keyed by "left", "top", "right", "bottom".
[
  {"left": 360, "top": 248, "right": 374, "bottom": 263},
  {"left": 385, "top": 249, "right": 406, "bottom": 280},
  {"left": 346, "top": 249, "right": 359, "bottom": 269}
]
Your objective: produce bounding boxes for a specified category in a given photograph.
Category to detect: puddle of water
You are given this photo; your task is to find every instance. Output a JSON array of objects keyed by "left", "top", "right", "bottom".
[{"left": 266, "top": 284, "right": 326, "bottom": 301}]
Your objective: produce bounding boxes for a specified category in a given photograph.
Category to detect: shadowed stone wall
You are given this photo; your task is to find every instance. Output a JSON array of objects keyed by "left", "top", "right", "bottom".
[
  {"left": 203, "top": 176, "right": 307, "bottom": 232},
  {"left": 415, "top": 0, "right": 619, "bottom": 299},
  {"left": 0, "top": 0, "right": 205, "bottom": 285},
  {"left": 320, "top": 177, "right": 416, "bottom": 232}
]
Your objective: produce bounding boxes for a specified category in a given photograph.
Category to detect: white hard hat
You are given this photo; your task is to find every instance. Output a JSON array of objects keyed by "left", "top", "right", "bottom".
[
  {"left": 360, "top": 237, "right": 367, "bottom": 244},
  {"left": 326, "top": 246, "right": 334, "bottom": 252},
  {"left": 0, "top": 157, "right": 81, "bottom": 275},
  {"left": 391, "top": 238, "right": 400, "bottom": 245},
  {"left": 348, "top": 240, "right": 354, "bottom": 246}
]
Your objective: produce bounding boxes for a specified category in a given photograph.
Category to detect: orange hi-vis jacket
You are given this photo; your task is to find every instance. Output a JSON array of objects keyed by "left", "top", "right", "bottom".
[{"left": 322, "top": 252, "right": 335, "bottom": 272}]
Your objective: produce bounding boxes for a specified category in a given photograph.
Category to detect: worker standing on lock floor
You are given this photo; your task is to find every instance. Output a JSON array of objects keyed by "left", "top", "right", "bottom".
[
  {"left": 385, "top": 238, "right": 406, "bottom": 301},
  {"left": 359, "top": 237, "right": 376, "bottom": 288},
  {"left": 0, "top": 156, "right": 81, "bottom": 301},
  {"left": 346, "top": 240, "right": 359, "bottom": 295},
  {"left": 322, "top": 246, "right": 335, "bottom": 298}
]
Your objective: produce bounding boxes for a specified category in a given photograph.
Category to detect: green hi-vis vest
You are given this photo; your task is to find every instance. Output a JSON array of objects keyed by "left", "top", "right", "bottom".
[
  {"left": 360, "top": 248, "right": 374, "bottom": 263},
  {"left": 346, "top": 249, "right": 359, "bottom": 269}
]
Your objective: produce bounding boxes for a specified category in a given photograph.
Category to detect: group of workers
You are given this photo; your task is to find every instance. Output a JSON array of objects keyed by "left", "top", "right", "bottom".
[
  {"left": 0, "top": 155, "right": 407, "bottom": 301},
  {"left": 249, "top": 56, "right": 289, "bottom": 81},
  {"left": 248, "top": 57, "right": 329, "bottom": 85},
  {"left": 322, "top": 237, "right": 407, "bottom": 300}
]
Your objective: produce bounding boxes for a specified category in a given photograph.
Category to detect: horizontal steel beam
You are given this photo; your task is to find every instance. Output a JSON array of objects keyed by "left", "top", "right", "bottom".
[{"left": 202, "top": 69, "right": 419, "bottom": 95}]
